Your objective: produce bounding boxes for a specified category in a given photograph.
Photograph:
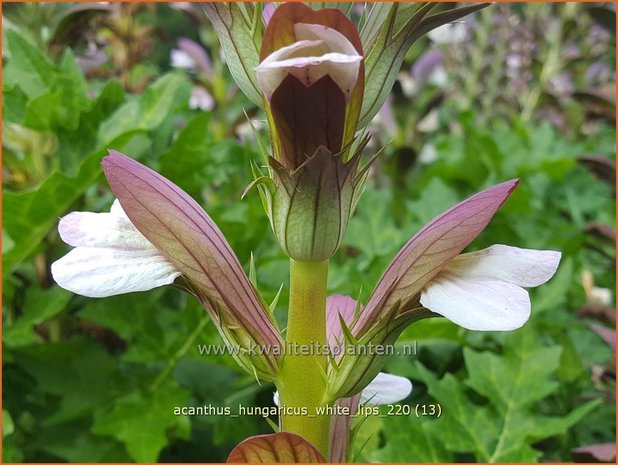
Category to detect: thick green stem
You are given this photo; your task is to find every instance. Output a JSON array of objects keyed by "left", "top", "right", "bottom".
[{"left": 277, "top": 259, "right": 330, "bottom": 457}]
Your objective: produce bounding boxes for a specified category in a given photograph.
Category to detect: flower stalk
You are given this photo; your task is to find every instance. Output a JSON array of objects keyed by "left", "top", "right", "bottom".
[
  {"left": 276, "top": 259, "right": 330, "bottom": 456},
  {"left": 49, "top": 4, "right": 564, "bottom": 462}
]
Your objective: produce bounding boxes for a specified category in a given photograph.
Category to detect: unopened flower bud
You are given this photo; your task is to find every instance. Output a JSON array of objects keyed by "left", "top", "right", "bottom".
[{"left": 253, "top": 4, "right": 368, "bottom": 262}]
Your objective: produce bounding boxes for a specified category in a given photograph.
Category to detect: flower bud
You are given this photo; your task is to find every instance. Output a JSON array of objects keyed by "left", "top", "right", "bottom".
[
  {"left": 268, "top": 147, "right": 364, "bottom": 262},
  {"left": 253, "top": 4, "right": 368, "bottom": 262}
]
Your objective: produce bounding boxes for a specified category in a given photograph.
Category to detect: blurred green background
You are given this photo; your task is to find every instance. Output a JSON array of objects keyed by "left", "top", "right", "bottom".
[{"left": 2, "top": 2, "right": 615, "bottom": 463}]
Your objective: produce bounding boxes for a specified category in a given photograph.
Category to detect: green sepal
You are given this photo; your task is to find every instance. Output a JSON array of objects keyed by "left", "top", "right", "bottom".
[
  {"left": 241, "top": 175, "right": 275, "bottom": 200},
  {"left": 209, "top": 299, "right": 281, "bottom": 383},
  {"left": 249, "top": 158, "right": 274, "bottom": 226},
  {"left": 268, "top": 146, "right": 361, "bottom": 262},
  {"left": 249, "top": 252, "right": 257, "bottom": 287},
  {"left": 269, "top": 283, "right": 284, "bottom": 312},
  {"left": 325, "top": 302, "right": 433, "bottom": 402},
  {"left": 243, "top": 109, "right": 270, "bottom": 164}
]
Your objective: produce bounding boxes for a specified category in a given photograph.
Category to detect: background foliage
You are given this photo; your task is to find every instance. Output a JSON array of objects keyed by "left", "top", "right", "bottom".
[{"left": 2, "top": 2, "right": 615, "bottom": 463}]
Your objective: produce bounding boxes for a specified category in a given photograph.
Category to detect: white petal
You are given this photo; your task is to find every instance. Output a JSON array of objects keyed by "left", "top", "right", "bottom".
[
  {"left": 273, "top": 390, "right": 280, "bottom": 407},
  {"left": 259, "top": 39, "right": 326, "bottom": 70},
  {"left": 256, "top": 39, "right": 324, "bottom": 99},
  {"left": 447, "top": 245, "right": 561, "bottom": 287},
  {"left": 420, "top": 273, "right": 531, "bottom": 331},
  {"left": 269, "top": 53, "right": 361, "bottom": 98},
  {"left": 293, "top": 23, "right": 358, "bottom": 56},
  {"left": 272, "top": 372, "right": 412, "bottom": 408},
  {"left": 170, "top": 49, "right": 196, "bottom": 69},
  {"left": 59, "top": 200, "right": 152, "bottom": 250},
  {"left": 256, "top": 23, "right": 362, "bottom": 101},
  {"left": 360, "top": 373, "right": 412, "bottom": 405},
  {"left": 51, "top": 246, "right": 181, "bottom": 298},
  {"left": 257, "top": 51, "right": 361, "bottom": 101},
  {"left": 427, "top": 23, "right": 468, "bottom": 45}
]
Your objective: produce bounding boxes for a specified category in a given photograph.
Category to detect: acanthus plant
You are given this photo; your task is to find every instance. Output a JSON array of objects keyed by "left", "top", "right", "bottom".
[{"left": 52, "top": 3, "right": 561, "bottom": 463}]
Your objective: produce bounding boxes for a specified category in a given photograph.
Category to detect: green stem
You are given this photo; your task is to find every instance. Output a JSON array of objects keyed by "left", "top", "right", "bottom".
[
  {"left": 151, "top": 315, "right": 210, "bottom": 391},
  {"left": 277, "top": 259, "right": 330, "bottom": 457}
]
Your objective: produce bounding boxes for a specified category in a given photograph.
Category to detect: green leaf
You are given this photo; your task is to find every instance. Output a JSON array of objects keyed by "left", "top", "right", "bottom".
[
  {"left": 79, "top": 290, "right": 194, "bottom": 364},
  {"left": 463, "top": 342, "right": 562, "bottom": 413},
  {"left": 3, "top": 286, "right": 72, "bottom": 348},
  {"left": 92, "top": 382, "right": 190, "bottom": 462},
  {"left": 57, "top": 79, "right": 125, "bottom": 174},
  {"left": 533, "top": 257, "right": 573, "bottom": 313},
  {"left": 33, "top": 421, "right": 131, "bottom": 462},
  {"left": 2, "top": 437, "right": 23, "bottom": 463},
  {"left": 2, "top": 80, "right": 28, "bottom": 123},
  {"left": 414, "top": 328, "right": 602, "bottom": 462},
  {"left": 175, "top": 360, "right": 243, "bottom": 404},
  {"left": 2, "top": 410, "right": 15, "bottom": 438},
  {"left": 159, "top": 112, "right": 214, "bottom": 195},
  {"left": 344, "top": 189, "right": 408, "bottom": 260},
  {"left": 7, "top": 46, "right": 91, "bottom": 138},
  {"left": 140, "top": 73, "right": 191, "bottom": 129},
  {"left": 396, "top": 318, "right": 464, "bottom": 344},
  {"left": 4, "top": 29, "right": 55, "bottom": 98},
  {"left": 54, "top": 48, "right": 90, "bottom": 123},
  {"left": 97, "top": 100, "right": 141, "bottom": 144},
  {"left": 13, "top": 338, "right": 130, "bottom": 424},
  {"left": 375, "top": 414, "right": 453, "bottom": 462},
  {"left": 97, "top": 73, "right": 190, "bottom": 143},
  {"left": 3, "top": 66, "right": 180, "bottom": 275},
  {"left": 405, "top": 178, "right": 460, "bottom": 225},
  {"left": 203, "top": 3, "right": 264, "bottom": 107},
  {"left": 227, "top": 432, "right": 326, "bottom": 463}
]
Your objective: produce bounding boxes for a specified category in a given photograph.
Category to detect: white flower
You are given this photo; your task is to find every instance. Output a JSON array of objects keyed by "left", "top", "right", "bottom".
[
  {"left": 428, "top": 65, "right": 449, "bottom": 88},
  {"left": 256, "top": 23, "right": 362, "bottom": 101},
  {"left": 359, "top": 372, "right": 412, "bottom": 405},
  {"left": 427, "top": 22, "right": 468, "bottom": 44},
  {"left": 51, "top": 200, "right": 181, "bottom": 298},
  {"left": 582, "top": 270, "right": 613, "bottom": 306},
  {"left": 170, "top": 49, "right": 196, "bottom": 69},
  {"left": 189, "top": 86, "right": 215, "bottom": 111},
  {"left": 420, "top": 245, "right": 561, "bottom": 331},
  {"left": 274, "top": 372, "right": 411, "bottom": 407}
]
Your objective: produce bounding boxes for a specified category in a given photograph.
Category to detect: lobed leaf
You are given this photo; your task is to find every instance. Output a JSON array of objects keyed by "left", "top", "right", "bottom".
[
  {"left": 92, "top": 381, "right": 190, "bottom": 462},
  {"left": 413, "top": 329, "right": 603, "bottom": 462}
]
